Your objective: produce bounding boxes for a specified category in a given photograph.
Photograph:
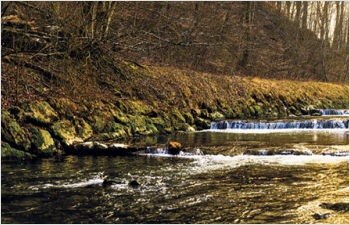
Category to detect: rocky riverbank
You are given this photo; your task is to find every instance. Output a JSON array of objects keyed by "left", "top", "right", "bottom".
[{"left": 1, "top": 67, "right": 349, "bottom": 161}]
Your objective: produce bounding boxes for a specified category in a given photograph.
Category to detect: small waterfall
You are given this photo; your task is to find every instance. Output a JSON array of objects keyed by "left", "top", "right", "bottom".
[
  {"left": 210, "top": 119, "right": 349, "bottom": 130},
  {"left": 320, "top": 109, "right": 349, "bottom": 116}
]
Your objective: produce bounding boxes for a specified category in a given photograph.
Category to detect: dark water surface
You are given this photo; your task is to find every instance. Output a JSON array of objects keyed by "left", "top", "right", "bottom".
[
  {"left": 1, "top": 116, "right": 349, "bottom": 224},
  {"left": 127, "top": 129, "right": 349, "bottom": 147}
]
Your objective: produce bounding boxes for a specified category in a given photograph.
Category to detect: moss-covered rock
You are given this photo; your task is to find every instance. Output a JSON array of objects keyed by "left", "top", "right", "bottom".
[
  {"left": 183, "top": 112, "right": 194, "bottom": 125},
  {"left": 113, "top": 114, "right": 158, "bottom": 136},
  {"left": 1, "top": 110, "right": 31, "bottom": 151},
  {"left": 160, "top": 111, "right": 171, "bottom": 124},
  {"left": 21, "top": 101, "right": 59, "bottom": 125},
  {"left": 246, "top": 98, "right": 256, "bottom": 107},
  {"left": 210, "top": 111, "right": 225, "bottom": 121},
  {"left": 252, "top": 105, "right": 264, "bottom": 117},
  {"left": 49, "top": 118, "right": 93, "bottom": 146},
  {"left": 110, "top": 108, "right": 129, "bottom": 124},
  {"left": 8, "top": 106, "right": 26, "bottom": 123},
  {"left": 201, "top": 109, "right": 210, "bottom": 118},
  {"left": 115, "top": 99, "right": 129, "bottom": 113},
  {"left": 195, "top": 117, "right": 211, "bottom": 129},
  {"left": 1, "top": 142, "right": 33, "bottom": 161},
  {"left": 151, "top": 117, "right": 165, "bottom": 130},
  {"left": 170, "top": 108, "right": 186, "bottom": 123},
  {"left": 288, "top": 106, "right": 302, "bottom": 116},
  {"left": 224, "top": 108, "right": 236, "bottom": 119},
  {"left": 29, "top": 127, "right": 56, "bottom": 156},
  {"left": 248, "top": 106, "right": 256, "bottom": 116},
  {"left": 129, "top": 100, "right": 153, "bottom": 115},
  {"left": 92, "top": 111, "right": 114, "bottom": 134},
  {"left": 191, "top": 108, "right": 201, "bottom": 118}
]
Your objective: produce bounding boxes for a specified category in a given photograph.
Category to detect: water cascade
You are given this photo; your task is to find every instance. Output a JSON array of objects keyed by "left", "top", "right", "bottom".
[
  {"left": 320, "top": 109, "right": 349, "bottom": 116},
  {"left": 210, "top": 119, "right": 349, "bottom": 130}
]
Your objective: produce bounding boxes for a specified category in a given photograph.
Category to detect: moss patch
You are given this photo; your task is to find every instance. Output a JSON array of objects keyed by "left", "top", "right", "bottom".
[
  {"left": 1, "top": 110, "right": 31, "bottom": 151},
  {"left": 21, "top": 101, "right": 59, "bottom": 125},
  {"left": 29, "top": 127, "right": 56, "bottom": 156},
  {"left": 1, "top": 142, "right": 33, "bottom": 161},
  {"left": 49, "top": 118, "right": 93, "bottom": 146}
]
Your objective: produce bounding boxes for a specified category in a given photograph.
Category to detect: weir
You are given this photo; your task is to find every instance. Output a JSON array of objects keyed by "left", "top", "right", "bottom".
[
  {"left": 210, "top": 118, "right": 349, "bottom": 130},
  {"left": 319, "top": 109, "right": 349, "bottom": 116}
]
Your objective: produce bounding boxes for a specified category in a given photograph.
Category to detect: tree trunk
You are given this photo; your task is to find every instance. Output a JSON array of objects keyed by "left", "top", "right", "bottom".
[
  {"left": 91, "top": 1, "right": 98, "bottom": 39},
  {"left": 104, "top": 2, "right": 117, "bottom": 39},
  {"left": 286, "top": 1, "right": 291, "bottom": 19},
  {"left": 295, "top": 1, "right": 301, "bottom": 27},
  {"left": 240, "top": 1, "right": 252, "bottom": 68},
  {"left": 291, "top": 1, "right": 295, "bottom": 20},
  {"left": 318, "top": 2, "right": 324, "bottom": 39},
  {"left": 338, "top": 1, "right": 344, "bottom": 48},
  {"left": 324, "top": 2, "right": 329, "bottom": 46},
  {"left": 302, "top": 1, "right": 308, "bottom": 29},
  {"left": 333, "top": 2, "right": 340, "bottom": 49}
]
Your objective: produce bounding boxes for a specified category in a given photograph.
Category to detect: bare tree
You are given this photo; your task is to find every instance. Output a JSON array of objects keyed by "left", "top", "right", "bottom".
[
  {"left": 302, "top": 1, "right": 308, "bottom": 29},
  {"left": 295, "top": 1, "right": 301, "bottom": 27}
]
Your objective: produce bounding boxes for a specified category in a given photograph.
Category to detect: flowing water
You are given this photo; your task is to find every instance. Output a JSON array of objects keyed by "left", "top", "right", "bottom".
[{"left": 1, "top": 115, "right": 349, "bottom": 224}]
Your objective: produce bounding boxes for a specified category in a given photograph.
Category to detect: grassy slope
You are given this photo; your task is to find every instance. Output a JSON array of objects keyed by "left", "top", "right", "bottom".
[
  {"left": 117, "top": 64, "right": 349, "bottom": 113},
  {"left": 1, "top": 60, "right": 349, "bottom": 113}
]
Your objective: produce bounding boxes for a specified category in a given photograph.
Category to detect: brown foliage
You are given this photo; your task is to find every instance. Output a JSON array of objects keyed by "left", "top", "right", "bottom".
[{"left": 1, "top": 1, "right": 348, "bottom": 109}]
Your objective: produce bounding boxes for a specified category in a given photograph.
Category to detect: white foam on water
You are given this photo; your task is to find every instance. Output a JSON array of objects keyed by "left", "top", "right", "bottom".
[
  {"left": 55, "top": 178, "right": 104, "bottom": 188},
  {"left": 189, "top": 154, "right": 348, "bottom": 173},
  {"left": 140, "top": 151, "right": 348, "bottom": 177},
  {"left": 201, "top": 128, "right": 348, "bottom": 133},
  {"left": 30, "top": 174, "right": 105, "bottom": 190}
]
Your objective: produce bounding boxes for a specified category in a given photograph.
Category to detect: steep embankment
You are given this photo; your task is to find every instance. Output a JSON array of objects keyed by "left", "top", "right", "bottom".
[{"left": 1, "top": 64, "right": 349, "bottom": 161}]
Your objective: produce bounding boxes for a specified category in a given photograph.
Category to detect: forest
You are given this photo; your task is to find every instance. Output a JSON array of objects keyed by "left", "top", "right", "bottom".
[{"left": 1, "top": 1, "right": 349, "bottom": 108}]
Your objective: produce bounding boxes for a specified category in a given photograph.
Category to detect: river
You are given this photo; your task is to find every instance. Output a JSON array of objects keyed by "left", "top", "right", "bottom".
[{"left": 1, "top": 114, "right": 349, "bottom": 223}]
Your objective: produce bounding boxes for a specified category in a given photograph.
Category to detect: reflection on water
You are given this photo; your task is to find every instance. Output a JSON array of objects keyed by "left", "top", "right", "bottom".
[
  {"left": 125, "top": 130, "right": 349, "bottom": 147},
  {"left": 1, "top": 122, "right": 349, "bottom": 224}
]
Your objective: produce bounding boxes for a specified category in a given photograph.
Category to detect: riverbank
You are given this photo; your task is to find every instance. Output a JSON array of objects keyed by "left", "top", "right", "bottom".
[{"left": 1, "top": 65, "right": 349, "bottom": 161}]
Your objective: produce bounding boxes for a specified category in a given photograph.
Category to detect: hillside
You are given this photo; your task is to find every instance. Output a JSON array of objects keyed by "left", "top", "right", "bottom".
[
  {"left": 1, "top": 2, "right": 349, "bottom": 160},
  {"left": 1, "top": 2, "right": 349, "bottom": 109}
]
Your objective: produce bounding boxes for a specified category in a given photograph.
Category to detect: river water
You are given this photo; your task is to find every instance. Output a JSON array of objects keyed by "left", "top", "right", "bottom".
[{"left": 1, "top": 115, "right": 349, "bottom": 224}]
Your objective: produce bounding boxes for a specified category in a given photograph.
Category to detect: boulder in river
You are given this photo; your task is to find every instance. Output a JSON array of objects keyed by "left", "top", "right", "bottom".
[
  {"left": 129, "top": 180, "right": 140, "bottom": 187},
  {"left": 319, "top": 202, "right": 349, "bottom": 212},
  {"left": 312, "top": 212, "right": 331, "bottom": 220},
  {"left": 102, "top": 177, "right": 122, "bottom": 187},
  {"left": 168, "top": 141, "right": 182, "bottom": 155}
]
